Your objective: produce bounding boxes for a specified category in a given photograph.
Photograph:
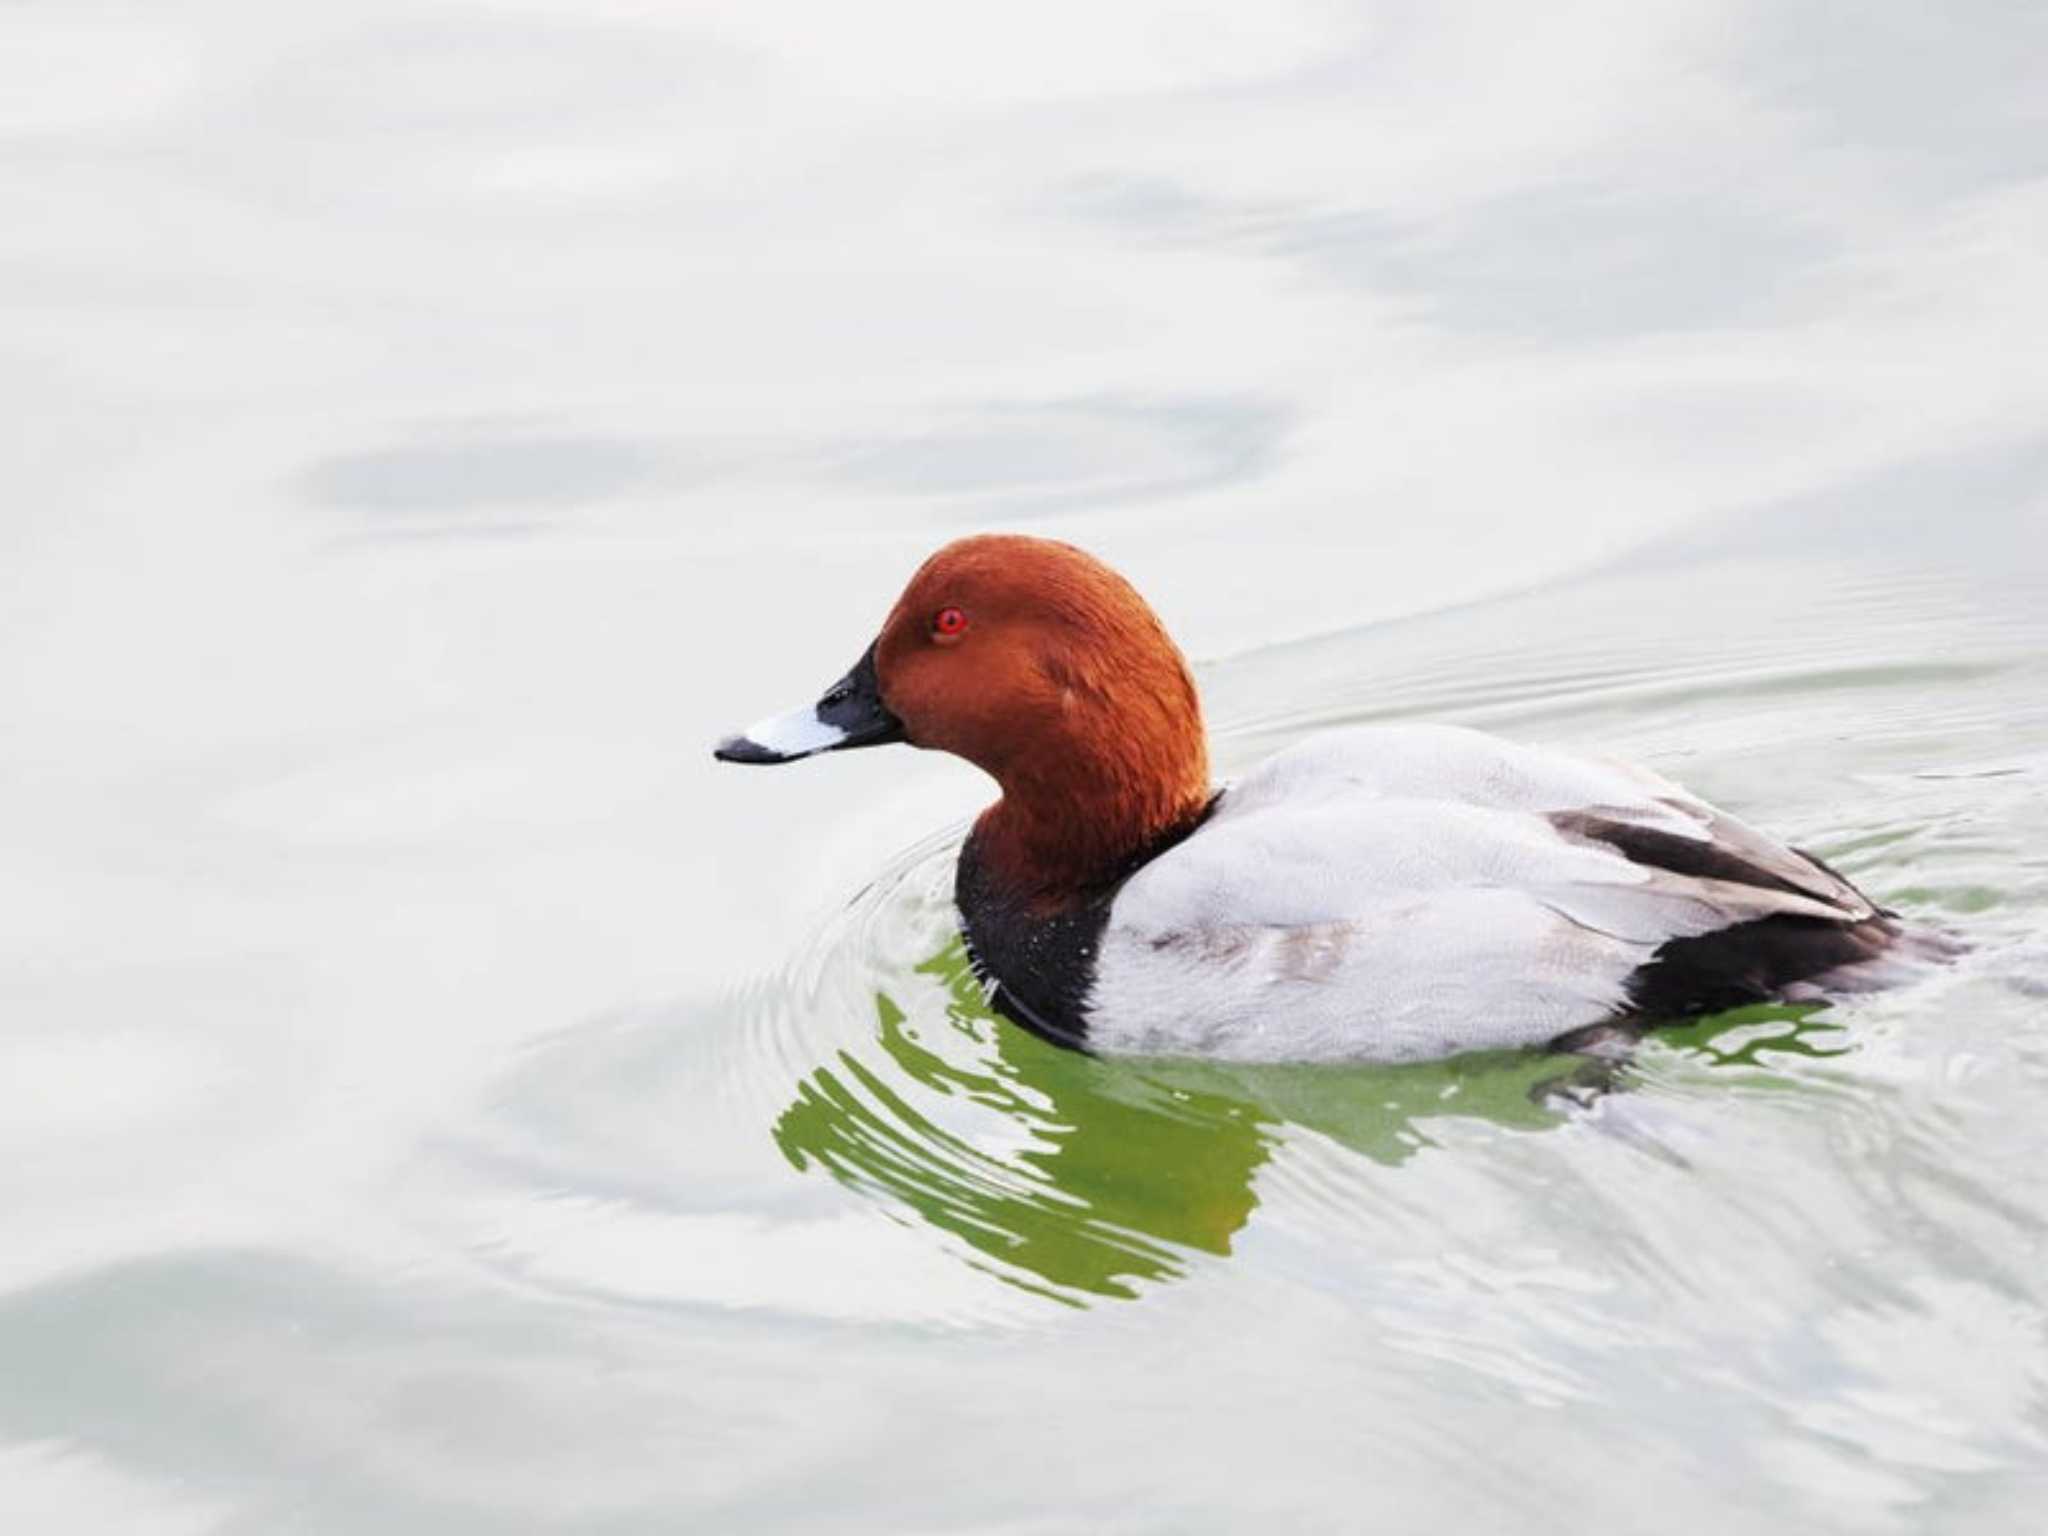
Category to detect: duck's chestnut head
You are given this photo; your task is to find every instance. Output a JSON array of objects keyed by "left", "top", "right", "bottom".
[{"left": 717, "top": 534, "right": 1210, "bottom": 891}]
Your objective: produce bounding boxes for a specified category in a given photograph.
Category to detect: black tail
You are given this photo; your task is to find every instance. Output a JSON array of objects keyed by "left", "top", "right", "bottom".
[{"left": 1622, "top": 912, "right": 1962, "bottom": 1021}]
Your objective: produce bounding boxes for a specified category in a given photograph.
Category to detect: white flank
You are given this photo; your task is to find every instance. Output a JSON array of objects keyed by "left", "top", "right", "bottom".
[{"left": 1085, "top": 723, "right": 1874, "bottom": 1064}]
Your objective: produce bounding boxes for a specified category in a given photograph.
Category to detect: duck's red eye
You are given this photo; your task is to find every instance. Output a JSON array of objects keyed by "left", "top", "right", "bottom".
[{"left": 933, "top": 606, "right": 969, "bottom": 638}]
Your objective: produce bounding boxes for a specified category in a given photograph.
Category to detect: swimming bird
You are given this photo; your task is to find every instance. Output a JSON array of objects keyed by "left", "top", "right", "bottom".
[{"left": 716, "top": 535, "right": 1939, "bottom": 1063}]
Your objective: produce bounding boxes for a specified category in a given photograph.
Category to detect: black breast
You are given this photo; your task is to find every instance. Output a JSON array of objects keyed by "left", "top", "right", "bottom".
[
  {"left": 955, "top": 796, "right": 1221, "bottom": 1052},
  {"left": 953, "top": 837, "right": 1112, "bottom": 1051}
]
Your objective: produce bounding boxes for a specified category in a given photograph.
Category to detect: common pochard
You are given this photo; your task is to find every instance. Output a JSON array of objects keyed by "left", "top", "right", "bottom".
[{"left": 716, "top": 535, "right": 1932, "bottom": 1063}]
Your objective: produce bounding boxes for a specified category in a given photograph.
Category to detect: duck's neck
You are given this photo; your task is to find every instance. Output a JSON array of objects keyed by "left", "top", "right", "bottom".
[{"left": 969, "top": 748, "right": 1211, "bottom": 907}]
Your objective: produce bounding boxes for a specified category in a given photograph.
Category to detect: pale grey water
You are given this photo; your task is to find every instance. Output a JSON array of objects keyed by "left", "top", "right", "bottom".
[{"left": 4, "top": 4, "right": 2048, "bottom": 1532}]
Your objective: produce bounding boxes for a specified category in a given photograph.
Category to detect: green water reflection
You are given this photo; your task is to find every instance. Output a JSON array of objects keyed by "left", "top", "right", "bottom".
[
  {"left": 774, "top": 941, "right": 1270, "bottom": 1302},
  {"left": 777, "top": 941, "right": 1840, "bottom": 1302}
]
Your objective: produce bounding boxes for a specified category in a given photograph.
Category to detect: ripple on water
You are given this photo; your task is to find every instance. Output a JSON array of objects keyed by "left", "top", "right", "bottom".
[{"left": 386, "top": 537, "right": 2048, "bottom": 1536}]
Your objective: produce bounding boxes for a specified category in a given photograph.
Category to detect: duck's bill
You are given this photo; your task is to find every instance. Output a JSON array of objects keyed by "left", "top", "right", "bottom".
[{"left": 713, "top": 644, "right": 907, "bottom": 765}]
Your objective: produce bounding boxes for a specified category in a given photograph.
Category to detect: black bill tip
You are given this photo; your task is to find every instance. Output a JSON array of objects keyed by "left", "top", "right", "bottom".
[{"left": 713, "top": 734, "right": 797, "bottom": 765}]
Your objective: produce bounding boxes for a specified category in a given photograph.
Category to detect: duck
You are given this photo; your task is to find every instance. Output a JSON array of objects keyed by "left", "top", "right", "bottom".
[{"left": 715, "top": 534, "right": 1937, "bottom": 1064}]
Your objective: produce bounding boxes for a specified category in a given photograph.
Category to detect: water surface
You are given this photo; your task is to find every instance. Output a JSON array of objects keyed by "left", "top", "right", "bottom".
[{"left": 5, "top": 3, "right": 2048, "bottom": 1532}]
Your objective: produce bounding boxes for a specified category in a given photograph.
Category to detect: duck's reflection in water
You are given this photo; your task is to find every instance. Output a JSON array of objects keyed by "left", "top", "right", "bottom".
[
  {"left": 775, "top": 941, "right": 1849, "bottom": 1304},
  {"left": 776, "top": 941, "right": 1270, "bottom": 1302}
]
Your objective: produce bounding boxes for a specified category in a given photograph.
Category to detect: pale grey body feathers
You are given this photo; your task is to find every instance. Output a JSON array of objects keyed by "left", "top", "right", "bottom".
[{"left": 1087, "top": 725, "right": 1878, "bottom": 1062}]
